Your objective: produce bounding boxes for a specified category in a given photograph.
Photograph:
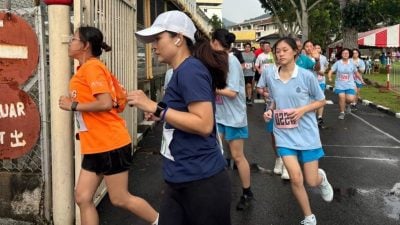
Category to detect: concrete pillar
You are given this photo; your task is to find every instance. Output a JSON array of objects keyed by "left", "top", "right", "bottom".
[{"left": 45, "top": 1, "right": 74, "bottom": 225}]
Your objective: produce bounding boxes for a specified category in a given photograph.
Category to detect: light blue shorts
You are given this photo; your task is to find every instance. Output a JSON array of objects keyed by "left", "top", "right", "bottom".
[
  {"left": 265, "top": 120, "right": 273, "bottom": 133},
  {"left": 319, "top": 83, "right": 326, "bottom": 91},
  {"left": 277, "top": 147, "right": 325, "bottom": 163},
  {"left": 334, "top": 88, "right": 356, "bottom": 95},
  {"left": 217, "top": 123, "right": 248, "bottom": 141}
]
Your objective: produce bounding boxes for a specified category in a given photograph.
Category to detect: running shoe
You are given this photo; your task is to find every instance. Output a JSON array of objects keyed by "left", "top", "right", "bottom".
[
  {"left": 351, "top": 103, "right": 358, "bottom": 112},
  {"left": 273, "top": 157, "right": 283, "bottom": 175},
  {"left": 281, "top": 165, "right": 290, "bottom": 180},
  {"left": 301, "top": 214, "right": 316, "bottom": 225},
  {"left": 236, "top": 194, "right": 253, "bottom": 210},
  {"left": 338, "top": 112, "right": 345, "bottom": 120},
  {"left": 318, "top": 169, "right": 334, "bottom": 202}
]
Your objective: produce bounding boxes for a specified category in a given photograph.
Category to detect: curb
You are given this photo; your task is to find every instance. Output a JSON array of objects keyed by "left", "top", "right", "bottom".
[{"left": 325, "top": 84, "right": 399, "bottom": 119}]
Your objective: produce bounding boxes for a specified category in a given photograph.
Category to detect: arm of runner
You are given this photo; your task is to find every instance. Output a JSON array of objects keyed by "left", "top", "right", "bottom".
[
  {"left": 216, "top": 88, "right": 237, "bottom": 98},
  {"left": 287, "top": 99, "right": 326, "bottom": 122}
]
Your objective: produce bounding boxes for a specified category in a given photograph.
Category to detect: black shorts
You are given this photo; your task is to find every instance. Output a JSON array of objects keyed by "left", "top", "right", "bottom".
[
  {"left": 159, "top": 169, "right": 231, "bottom": 225},
  {"left": 254, "top": 71, "right": 261, "bottom": 82},
  {"left": 244, "top": 76, "right": 254, "bottom": 85},
  {"left": 81, "top": 144, "right": 133, "bottom": 175}
]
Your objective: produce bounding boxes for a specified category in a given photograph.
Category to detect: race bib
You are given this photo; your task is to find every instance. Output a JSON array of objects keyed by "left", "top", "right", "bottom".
[
  {"left": 215, "top": 95, "right": 223, "bottom": 105},
  {"left": 339, "top": 73, "right": 349, "bottom": 81},
  {"left": 160, "top": 124, "right": 175, "bottom": 161},
  {"left": 75, "top": 112, "right": 88, "bottom": 132},
  {"left": 274, "top": 109, "right": 298, "bottom": 129},
  {"left": 317, "top": 75, "right": 324, "bottom": 81},
  {"left": 244, "top": 63, "right": 253, "bottom": 69},
  {"left": 263, "top": 63, "right": 271, "bottom": 70}
]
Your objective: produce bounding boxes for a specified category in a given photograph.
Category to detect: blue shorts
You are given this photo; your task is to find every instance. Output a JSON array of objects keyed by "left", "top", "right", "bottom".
[
  {"left": 355, "top": 82, "right": 363, "bottom": 88},
  {"left": 277, "top": 147, "right": 325, "bottom": 163},
  {"left": 265, "top": 120, "right": 273, "bottom": 133},
  {"left": 217, "top": 123, "right": 248, "bottom": 141},
  {"left": 319, "top": 83, "right": 326, "bottom": 91},
  {"left": 334, "top": 88, "right": 356, "bottom": 95}
]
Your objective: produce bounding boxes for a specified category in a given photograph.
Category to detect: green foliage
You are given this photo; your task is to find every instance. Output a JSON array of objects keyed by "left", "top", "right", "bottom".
[
  {"left": 208, "top": 14, "right": 223, "bottom": 31},
  {"left": 308, "top": 0, "right": 341, "bottom": 49},
  {"left": 341, "top": 1, "right": 372, "bottom": 30}
]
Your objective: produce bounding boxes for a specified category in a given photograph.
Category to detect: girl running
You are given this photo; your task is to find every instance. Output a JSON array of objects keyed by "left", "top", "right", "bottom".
[
  {"left": 263, "top": 37, "right": 334, "bottom": 225},
  {"left": 349, "top": 48, "right": 366, "bottom": 111}
]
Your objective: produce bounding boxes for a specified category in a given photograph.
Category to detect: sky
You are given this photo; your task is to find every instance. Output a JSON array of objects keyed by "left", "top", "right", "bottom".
[{"left": 222, "top": 0, "right": 266, "bottom": 23}]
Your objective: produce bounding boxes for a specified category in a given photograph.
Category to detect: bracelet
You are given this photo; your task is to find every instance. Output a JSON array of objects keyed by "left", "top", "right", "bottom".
[
  {"left": 160, "top": 107, "right": 169, "bottom": 121},
  {"left": 71, "top": 101, "right": 79, "bottom": 111}
]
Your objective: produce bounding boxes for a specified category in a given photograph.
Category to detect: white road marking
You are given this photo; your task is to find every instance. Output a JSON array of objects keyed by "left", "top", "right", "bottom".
[
  {"left": 323, "top": 144, "right": 400, "bottom": 149},
  {"left": 324, "top": 155, "right": 399, "bottom": 162},
  {"left": 0, "top": 44, "right": 28, "bottom": 59},
  {"left": 350, "top": 113, "right": 400, "bottom": 144}
]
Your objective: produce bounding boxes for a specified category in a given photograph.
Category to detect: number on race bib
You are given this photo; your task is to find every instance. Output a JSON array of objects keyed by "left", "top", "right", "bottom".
[
  {"left": 274, "top": 109, "right": 298, "bottom": 129},
  {"left": 339, "top": 73, "right": 349, "bottom": 81}
]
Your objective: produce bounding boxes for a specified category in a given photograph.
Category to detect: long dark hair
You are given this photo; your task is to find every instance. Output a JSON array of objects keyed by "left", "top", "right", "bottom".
[
  {"left": 78, "top": 26, "right": 112, "bottom": 57},
  {"left": 211, "top": 28, "right": 236, "bottom": 50},
  {"left": 190, "top": 32, "right": 228, "bottom": 90}
]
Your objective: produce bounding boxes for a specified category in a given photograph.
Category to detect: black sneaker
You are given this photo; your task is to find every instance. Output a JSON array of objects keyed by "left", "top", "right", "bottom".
[
  {"left": 317, "top": 117, "right": 324, "bottom": 128},
  {"left": 236, "top": 194, "right": 253, "bottom": 210},
  {"left": 351, "top": 104, "right": 358, "bottom": 112}
]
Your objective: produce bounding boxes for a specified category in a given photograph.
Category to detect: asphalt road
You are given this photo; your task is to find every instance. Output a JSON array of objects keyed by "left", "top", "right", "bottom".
[{"left": 97, "top": 91, "right": 400, "bottom": 225}]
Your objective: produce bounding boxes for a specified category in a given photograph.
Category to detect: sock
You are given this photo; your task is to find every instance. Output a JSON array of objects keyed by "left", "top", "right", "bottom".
[
  {"left": 318, "top": 116, "right": 322, "bottom": 119},
  {"left": 243, "top": 187, "right": 253, "bottom": 197},
  {"left": 152, "top": 213, "right": 159, "bottom": 225}
]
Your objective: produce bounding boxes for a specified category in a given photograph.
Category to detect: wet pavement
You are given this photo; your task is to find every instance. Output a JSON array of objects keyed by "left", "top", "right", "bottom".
[{"left": 97, "top": 91, "right": 400, "bottom": 225}]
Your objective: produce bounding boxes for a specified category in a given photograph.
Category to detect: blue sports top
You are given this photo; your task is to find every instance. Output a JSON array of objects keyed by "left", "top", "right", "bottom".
[{"left": 162, "top": 56, "right": 226, "bottom": 183}]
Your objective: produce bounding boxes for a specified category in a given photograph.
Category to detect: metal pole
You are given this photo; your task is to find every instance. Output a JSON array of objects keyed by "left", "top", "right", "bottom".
[{"left": 47, "top": 4, "right": 74, "bottom": 225}]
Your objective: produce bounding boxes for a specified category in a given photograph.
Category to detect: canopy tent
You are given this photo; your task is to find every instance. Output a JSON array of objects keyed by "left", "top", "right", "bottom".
[
  {"left": 328, "top": 24, "right": 400, "bottom": 48},
  {"left": 358, "top": 24, "right": 400, "bottom": 48}
]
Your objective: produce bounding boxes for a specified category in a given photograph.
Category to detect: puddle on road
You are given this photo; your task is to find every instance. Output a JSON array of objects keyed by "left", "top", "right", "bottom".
[
  {"left": 383, "top": 183, "right": 400, "bottom": 220},
  {"left": 332, "top": 187, "right": 357, "bottom": 202}
]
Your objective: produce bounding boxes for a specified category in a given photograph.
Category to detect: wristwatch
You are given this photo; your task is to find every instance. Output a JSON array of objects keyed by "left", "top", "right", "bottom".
[
  {"left": 71, "top": 101, "right": 79, "bottom": 111},
  {"left": 154, "top": 102, "right": 167, "bottom": 117}
]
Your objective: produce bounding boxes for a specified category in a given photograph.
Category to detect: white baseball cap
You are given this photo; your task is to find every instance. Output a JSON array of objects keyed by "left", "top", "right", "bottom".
[{"left": 135, "top": 10, "right": 197, "bottom": 44}]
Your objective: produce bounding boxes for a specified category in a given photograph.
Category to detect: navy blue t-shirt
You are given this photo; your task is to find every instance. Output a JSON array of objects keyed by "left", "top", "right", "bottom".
[{"left": 162, "top": 56, "right": 226, "bottom": 183}]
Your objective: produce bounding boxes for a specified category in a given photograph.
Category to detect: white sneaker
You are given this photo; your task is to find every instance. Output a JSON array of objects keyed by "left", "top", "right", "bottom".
[
  {"left": 273, "top": 157, "right": 283, "bottom": 175},
  {"left": 281, "top": 165, "right": 290, "bottom": 180},
  {"left": 301, "top": 214, "right": 316, "bottom": 225},
  {"left": 338, "top": 112, "right": 345, "bottom": 120},
  {"left": 318, "top": 169, "right": 334, "bottom": 202}
]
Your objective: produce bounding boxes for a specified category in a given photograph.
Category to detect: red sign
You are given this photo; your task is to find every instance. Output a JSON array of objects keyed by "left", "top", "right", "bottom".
[
  {"left": 0, "top": 85, "right": 40, "bottom": 159},
  {"left": 0, "top": 12, "right": 39, "bottom": 85},
  {"left": 0, "top": 13, "right": 40, "bottom": 159}
]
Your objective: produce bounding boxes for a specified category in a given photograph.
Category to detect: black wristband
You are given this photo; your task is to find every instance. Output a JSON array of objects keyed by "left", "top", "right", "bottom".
[
  {"left": 71, "top": 101, "right": 79, "bottom": 111},
  {"left": 154, "top": 102, "right": 167, "bottom": 117}
]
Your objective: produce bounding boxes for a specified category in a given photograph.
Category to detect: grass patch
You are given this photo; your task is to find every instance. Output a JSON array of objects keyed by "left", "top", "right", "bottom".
[{"left": 360, "top": 86, "right": 400, "bottom": 112}]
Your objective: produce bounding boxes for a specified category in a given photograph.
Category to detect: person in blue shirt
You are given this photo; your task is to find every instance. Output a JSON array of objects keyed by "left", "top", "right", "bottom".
[
  {"left": 128, "top": 11, "right": 231, "bottom": 225},
  {"left": 349, "top": 48, "right": 366, "bottom": 111},
  {"left": 263, "top": 37, "right": 334, "bottom": 225},
  {"left": 210, "top": 28, "right": 254, "bottom": 211},
  {"left": 328, "top": 48, "right": 364, "bottom": 120}
]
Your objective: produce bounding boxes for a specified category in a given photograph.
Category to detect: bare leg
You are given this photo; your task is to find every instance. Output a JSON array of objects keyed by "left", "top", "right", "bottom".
[
  {"left": 229, "top": 139, "right": 251, "bottom": 188},
  {"left": 104, "top": 171, "right": 158, "bottom": 224},
  {"left": 282, "top": 156, "right": 313, "bottom": 217},
  {"left": 75, "top": 169, "right": 103, "bottom": 225}
]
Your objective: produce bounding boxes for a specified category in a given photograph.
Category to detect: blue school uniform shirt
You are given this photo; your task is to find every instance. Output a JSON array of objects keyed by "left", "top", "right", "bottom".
[
  {"left": 349, "top": 58, "right": 365, "bottom": 85},
  {"left": 331, "top": 59, "right": 357, "bottom": 90},
  {"left": 162, "top": 56, "right": 226, "bottom": 183},
  {"left": 215, "top": 54, "right": 247, "bottom": 128},
  {"left": 296, "top": 54, "right": 315, "bottom": 71},
  {"left": 265, "top": 65, "right": 325, "bottom": 150},
  {"left": 315, "top": 55, "right": 329, "bottom": 85}
]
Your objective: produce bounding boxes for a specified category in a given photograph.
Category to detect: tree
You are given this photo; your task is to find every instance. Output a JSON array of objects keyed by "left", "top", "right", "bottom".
[
  {"left": 208, "top": 14, "right": 223, "bottom": 31},
  {"left": 258, "top": 0, "right": 323, "bottom": 40}
]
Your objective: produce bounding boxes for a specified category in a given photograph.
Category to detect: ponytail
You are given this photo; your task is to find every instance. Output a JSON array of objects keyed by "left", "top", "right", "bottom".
[{"left": 189, "top": 32, "right": 228, "bottom": 90}]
